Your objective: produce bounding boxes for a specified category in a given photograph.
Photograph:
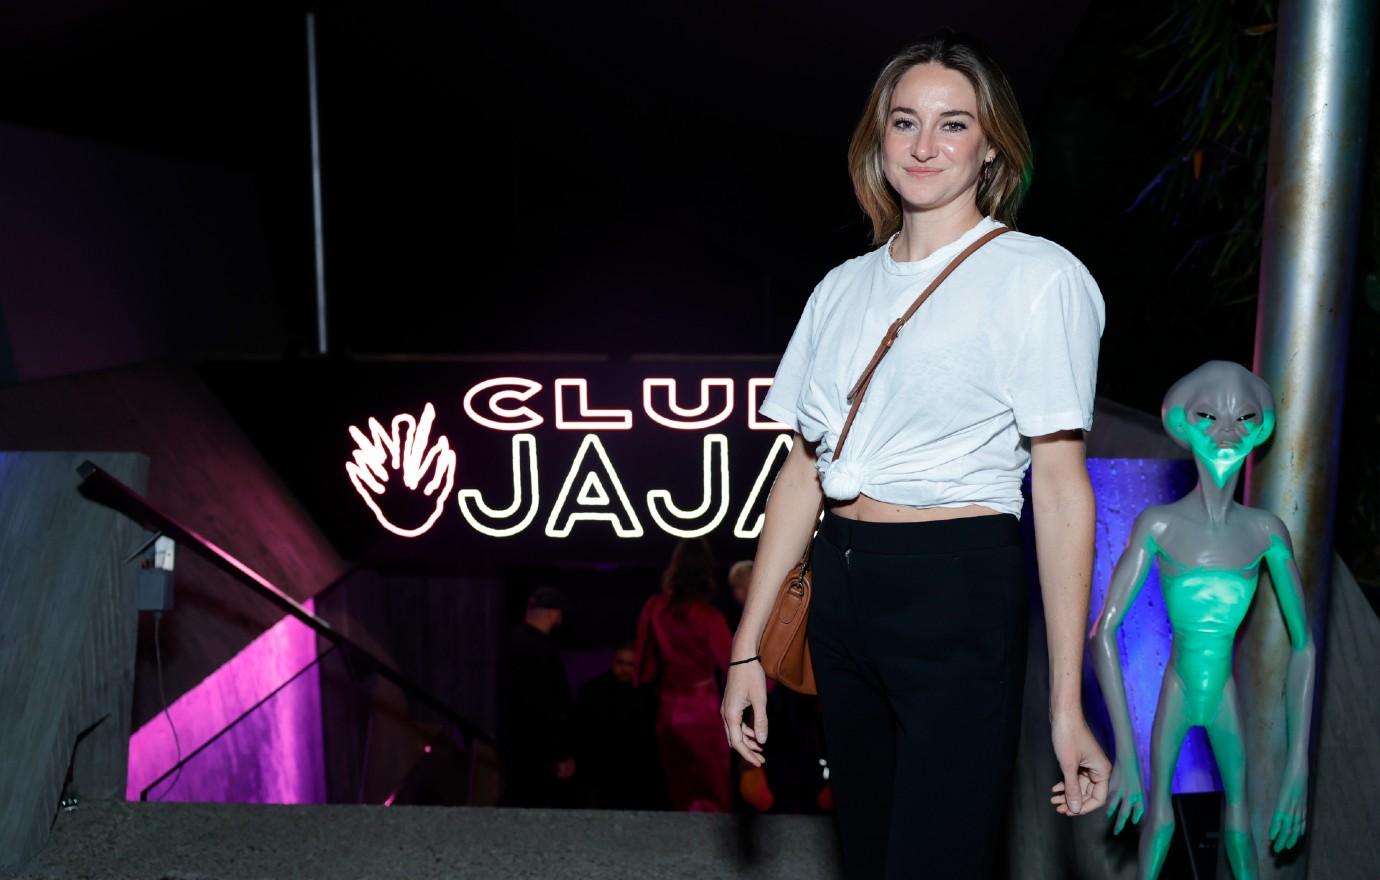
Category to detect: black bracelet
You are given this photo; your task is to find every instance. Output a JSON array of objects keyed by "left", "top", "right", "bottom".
[{"left": 729, "top": 654, "right": 761, "bottom": 667}]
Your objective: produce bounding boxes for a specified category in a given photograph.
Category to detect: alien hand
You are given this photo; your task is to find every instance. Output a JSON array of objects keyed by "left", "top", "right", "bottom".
[
  {"left": 1104, "top": 759, "right": 1145, "bottom": 834},
  {"left": 346, "top": 402, "right": 457, "bottom": 537},
  {"left": 1269, "top": 761, "right": 1307, "bottom": 853}
]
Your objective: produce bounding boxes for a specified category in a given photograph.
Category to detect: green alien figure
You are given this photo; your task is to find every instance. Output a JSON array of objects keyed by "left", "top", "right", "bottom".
[{"left": 1090, "top": 360, "right": 1316, "bottom": 879}]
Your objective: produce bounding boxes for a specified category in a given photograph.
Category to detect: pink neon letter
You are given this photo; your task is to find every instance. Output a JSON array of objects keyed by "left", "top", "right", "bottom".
[
  {"left": 748, "top": 378, "right": 791, "bottom": 431},
  {"left": 463, "top": 377, "right": 544, "bottom": 431},
  {"left": 554, "top": 379, "right": 633, "bottom": 430},
  {"left": 642, "top": 378, "right": 734, "bottom": 430}
]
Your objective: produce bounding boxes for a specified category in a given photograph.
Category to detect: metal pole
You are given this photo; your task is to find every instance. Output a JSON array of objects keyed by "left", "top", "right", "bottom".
[
  {"left": 1243, "top": 0, "right": 1374, "bottom": 876},
  {"left": 307, "top": 10, "right": 328, "bottom": 355}
]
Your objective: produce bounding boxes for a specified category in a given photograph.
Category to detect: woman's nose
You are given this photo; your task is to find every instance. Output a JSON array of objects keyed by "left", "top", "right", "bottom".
[{"left": 910, "top": 129, "right": 936, "bottom": 161}]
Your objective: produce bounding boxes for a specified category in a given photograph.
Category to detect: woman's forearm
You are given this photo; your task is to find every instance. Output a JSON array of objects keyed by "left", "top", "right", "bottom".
[
  {"left": 732, "top": 439, "right": 824, "bottom": 656},
  {"left": 1032, "top": 474, "right": 1096, "bottom": 716}
]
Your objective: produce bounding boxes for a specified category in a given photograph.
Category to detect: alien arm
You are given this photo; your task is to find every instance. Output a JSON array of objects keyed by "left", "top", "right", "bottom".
[
  {"left": 1090, "top": 512, "right": 1157, "bottom": 776},
  {"left": 1263, "top": 524, "right": 1316, "bottom": 770}
]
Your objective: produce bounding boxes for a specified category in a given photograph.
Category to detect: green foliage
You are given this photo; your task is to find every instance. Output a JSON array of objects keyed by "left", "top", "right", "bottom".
[
  {"left": 1130, "top": 0, "right": 1277, "bottom": 304},
  {"left": 1131, "top": 0, "right": 1380, "bottom": 596}
]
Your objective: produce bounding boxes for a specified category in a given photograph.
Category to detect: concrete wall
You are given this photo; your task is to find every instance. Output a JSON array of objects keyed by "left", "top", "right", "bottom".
[
  {"left": 0, "top": 122, "right": 285, "bottom": 385},
  {"left": 0, "top": 364, "right": 347, "bottom": 810},
  {"left": 0, "top": 451, "right": 147, "bottom": 869}
]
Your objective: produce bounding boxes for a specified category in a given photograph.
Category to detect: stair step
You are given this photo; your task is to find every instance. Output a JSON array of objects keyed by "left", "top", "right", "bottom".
[{"left": 9, "top": 800, "right": 841, "bottom": 880}]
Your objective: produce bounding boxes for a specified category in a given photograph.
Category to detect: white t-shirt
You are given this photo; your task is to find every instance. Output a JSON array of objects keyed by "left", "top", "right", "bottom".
[{"left": 759, "top": 215, "right": 1105, "bottom": 517}]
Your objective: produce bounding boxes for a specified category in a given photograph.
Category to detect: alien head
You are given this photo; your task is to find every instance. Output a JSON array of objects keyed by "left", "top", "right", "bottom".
[{"left": 1161, "top": 361, "right": 1276, "bottom": 488}]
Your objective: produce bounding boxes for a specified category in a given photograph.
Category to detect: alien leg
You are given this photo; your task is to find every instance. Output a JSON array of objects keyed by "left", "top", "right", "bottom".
[
  {"left": 1204, "top": 677, "right": 1256, "bottom": 880},
  {"left": 1140, "top": 665, "right": 1193, "bottom": 880}
]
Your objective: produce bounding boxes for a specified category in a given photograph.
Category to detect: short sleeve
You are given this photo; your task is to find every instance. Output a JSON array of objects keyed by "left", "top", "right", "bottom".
[
  {"left": 1005, "top": 261, "right": 1105, "bottom": 437},
  {"left": 759, "top": 286, "right": 822, "bottom": 432}
]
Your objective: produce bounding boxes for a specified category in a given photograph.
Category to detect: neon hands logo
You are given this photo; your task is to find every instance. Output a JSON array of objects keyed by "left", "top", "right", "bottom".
[
  {"left": 346, "top": 378, "right": 792, "bottom": 541},
  {"left": 345, "top": 402, "right": 457, "bottom": 537}
]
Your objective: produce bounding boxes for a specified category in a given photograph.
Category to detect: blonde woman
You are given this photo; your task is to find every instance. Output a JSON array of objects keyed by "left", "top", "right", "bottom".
[{"left": 722, "top": 32, "right": 1111, "bottom": 879}]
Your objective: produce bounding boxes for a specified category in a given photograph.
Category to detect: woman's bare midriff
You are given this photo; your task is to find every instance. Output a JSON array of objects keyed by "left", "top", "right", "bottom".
[{"left": 828, "top": 493, "right": 1002, "bottom": 523}]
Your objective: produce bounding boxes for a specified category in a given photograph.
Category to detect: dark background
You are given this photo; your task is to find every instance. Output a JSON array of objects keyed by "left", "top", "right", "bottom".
[
  {"left": 0, "top": 0, "right": 1218, "bottom": 407},
  {"left": 0, "top": 0, "right": 1374, "bottom": 587}
]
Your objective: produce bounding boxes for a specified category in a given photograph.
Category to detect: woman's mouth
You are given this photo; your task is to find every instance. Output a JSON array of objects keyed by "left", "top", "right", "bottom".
[{"left": 905, "top": 167, "right": 941, "bottom": 177}]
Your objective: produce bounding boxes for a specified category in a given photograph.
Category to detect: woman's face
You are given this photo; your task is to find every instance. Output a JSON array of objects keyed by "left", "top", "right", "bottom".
[{"left": 881, "top": 63, "right": 995, "bottom": 214}]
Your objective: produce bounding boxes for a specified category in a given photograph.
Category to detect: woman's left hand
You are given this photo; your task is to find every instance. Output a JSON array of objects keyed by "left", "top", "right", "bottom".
[{"left": 1049, "top": 710, "right": 1110, "bottom": 817}]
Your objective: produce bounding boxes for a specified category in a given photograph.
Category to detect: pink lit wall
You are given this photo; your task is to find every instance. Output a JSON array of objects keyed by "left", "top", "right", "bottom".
[{"left": 127, "top": 599, "right": 324, "bottom": 803}]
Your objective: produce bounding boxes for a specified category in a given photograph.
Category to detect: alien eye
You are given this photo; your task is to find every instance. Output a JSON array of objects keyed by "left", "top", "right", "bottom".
[
  {"left": 1194, "top": 412, "right": 1216, "bottom": 422},
  {"left": 1238, "top": 412, "right": 1257, "bottom": 421}
]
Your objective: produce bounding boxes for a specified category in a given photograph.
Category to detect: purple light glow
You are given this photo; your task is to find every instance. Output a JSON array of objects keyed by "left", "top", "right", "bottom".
[
  {"left": 1085, "top": 458, "right": 1221, "bottom": 794},
  {"left": 120, "top": 457, "right": 1218, "bottom": 805},
  {"left": 127, "top": 597, "right": 325, "bottom": 803}
]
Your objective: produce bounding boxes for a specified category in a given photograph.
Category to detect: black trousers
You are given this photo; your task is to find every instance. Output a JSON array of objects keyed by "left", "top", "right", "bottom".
[{"left": 807, "top": 509, "right": 1029, "bottom": 880}]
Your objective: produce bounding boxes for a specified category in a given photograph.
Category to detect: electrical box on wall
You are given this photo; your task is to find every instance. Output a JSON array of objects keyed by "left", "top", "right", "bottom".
[{"left": 134, "top": 531, "right": 175, "bottom": 612}]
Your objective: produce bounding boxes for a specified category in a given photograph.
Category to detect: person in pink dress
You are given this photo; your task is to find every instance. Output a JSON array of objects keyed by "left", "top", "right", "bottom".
[{"left": 633, "top": 538, "right": 734, "bottom": 812}]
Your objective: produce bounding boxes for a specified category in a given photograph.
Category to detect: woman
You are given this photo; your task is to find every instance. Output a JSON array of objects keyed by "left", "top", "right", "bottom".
[
  {"left": 634, "top": 537, "right": 734, "bottom": 812},
  {"left": 721, "top": 33, "right": 1111, "bottom": 878}
]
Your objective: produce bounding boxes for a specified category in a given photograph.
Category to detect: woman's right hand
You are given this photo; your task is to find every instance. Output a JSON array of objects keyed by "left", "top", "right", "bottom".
[{"left": 721, "top": 659, "right": 770, "bottom": 767}]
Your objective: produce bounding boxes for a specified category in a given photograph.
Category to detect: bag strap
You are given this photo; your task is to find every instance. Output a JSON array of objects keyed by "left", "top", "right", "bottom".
[{"left": 797, "top": 225, "right": 1011, "bottom": 566}]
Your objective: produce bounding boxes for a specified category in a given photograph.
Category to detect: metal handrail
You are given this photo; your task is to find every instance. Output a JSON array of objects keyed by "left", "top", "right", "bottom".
[{"left": 76, "top": 460, "right": 492, "bottom": 749}]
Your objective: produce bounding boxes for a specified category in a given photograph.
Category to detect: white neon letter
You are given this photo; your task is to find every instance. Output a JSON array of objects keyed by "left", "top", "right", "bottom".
[
  {"left": 463, "top": 377, "right": 544, "bottom": 431},
  {"left": 646, "top": 433, "right": 730, "bottom": 538},
  {"left": 733, "top": 433, "right": 793, "bottom": 538},
  {"left": 642, "top": 378, "right": 734, "bottom": 430},
  {"left": 748, "top": 378, "right": 791, "bottom": 431},
  {"left": 345, "top": 403, "right": 457, "bottom": 538},
  {"left": 456, "top": 433, "right": 539, "bottom": 537},
  {"left": 545, "top": 434, "right": 643, "bottom": 537},
  {"left": 554, "top": 379, "right": 633, "bottom": 430}
]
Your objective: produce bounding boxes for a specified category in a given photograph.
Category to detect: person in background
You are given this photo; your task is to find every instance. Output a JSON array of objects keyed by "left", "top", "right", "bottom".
[
  {"left": 634, "top": 538, "right": 734, "bottom": 812},
  {"left": 573, "top": 638, "right": 668, "bottom": 809},
  {"left": 496, "top": 586, "right": 577, "bottom": 808}
]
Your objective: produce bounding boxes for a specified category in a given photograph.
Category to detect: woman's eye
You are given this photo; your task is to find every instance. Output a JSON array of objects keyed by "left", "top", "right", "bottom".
[
  {"left": 942, "top": 121, "right": 967, "bottom": 132},
  {"left": 892, "top": 119, "right": 915, "bottom": 131}
]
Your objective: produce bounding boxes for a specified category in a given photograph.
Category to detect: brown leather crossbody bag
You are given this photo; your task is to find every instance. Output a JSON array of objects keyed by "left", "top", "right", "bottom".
[{"left": 756, "top": 226, "right": 1011, "bottom": 694}]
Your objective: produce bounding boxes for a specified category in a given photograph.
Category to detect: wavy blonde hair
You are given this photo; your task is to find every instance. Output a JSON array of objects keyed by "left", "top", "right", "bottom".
[{"left": 847, "top": 33, "right": 1033, "bottom": 244}]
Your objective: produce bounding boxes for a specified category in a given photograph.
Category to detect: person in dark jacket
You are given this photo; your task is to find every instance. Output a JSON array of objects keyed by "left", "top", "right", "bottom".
[
  {"left": 496, "top": 586, "right": 576, "bottom": 808},
  {"left": 573, "top": 639, "right": 668, "bottom": 809}
]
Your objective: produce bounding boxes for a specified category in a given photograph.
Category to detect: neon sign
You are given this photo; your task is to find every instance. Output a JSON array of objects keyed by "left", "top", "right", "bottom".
[
  {"left": 346, "top": 378, "right": 791, "bottom": 540},
  {"left": 345, "top": 402, "right": 457, "bottom": 538}
]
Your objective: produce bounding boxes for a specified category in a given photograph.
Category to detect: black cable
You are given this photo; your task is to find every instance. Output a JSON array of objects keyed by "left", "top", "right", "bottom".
[{"left": 151, "top": 611, "right": 184, "bottom": 801}]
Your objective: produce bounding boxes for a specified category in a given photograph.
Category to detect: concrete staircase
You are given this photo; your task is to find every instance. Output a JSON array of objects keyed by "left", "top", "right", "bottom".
[{"left": 6, "top": 801, "right": 841, "bottom": 880}]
